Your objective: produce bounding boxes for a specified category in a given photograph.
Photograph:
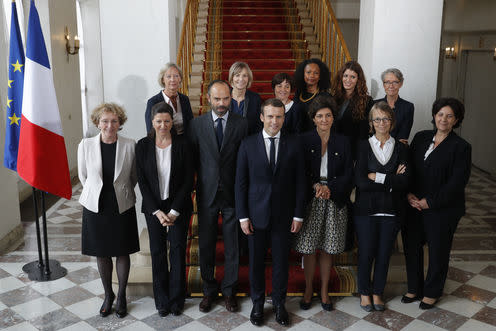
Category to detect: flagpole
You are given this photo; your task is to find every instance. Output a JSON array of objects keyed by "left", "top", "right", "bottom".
[
  {"left": 40, "top": 192, "right": 51, "bottom": 274},
  {"left": 32, "top": 188, "right": 43, "bottom": 267}
]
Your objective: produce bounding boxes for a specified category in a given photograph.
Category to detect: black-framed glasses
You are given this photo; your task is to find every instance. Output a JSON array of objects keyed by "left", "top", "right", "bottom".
[{"left": 372, "top": 118, "right": 392, "bottom": 123}]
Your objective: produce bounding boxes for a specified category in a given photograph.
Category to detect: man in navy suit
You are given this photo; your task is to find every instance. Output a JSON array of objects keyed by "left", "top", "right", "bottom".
[{"left": 235, "top": 98, "right": 306, "bottom": 326}]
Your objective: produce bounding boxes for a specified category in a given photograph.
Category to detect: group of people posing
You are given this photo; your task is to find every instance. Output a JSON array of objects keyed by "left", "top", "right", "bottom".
[{"left": 77, "top": 58, "right": 472, "bottom": 327}]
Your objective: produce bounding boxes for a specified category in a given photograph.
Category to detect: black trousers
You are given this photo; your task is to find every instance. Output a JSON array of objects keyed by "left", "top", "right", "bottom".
[
  {"left": 248, "top": 220, "right": 290, "bottom": 306},
  {"left": 354, "top": 215, "right": 400, "bottom": 296},
  {"left": 145, "top": 199, "right": 190, "bottom": 311},
  {"left": 198, "top": 190, "right": 238, "bottom": 296},
  {"left": 402, "top": 209, "right": 460, "bottom": 298}
]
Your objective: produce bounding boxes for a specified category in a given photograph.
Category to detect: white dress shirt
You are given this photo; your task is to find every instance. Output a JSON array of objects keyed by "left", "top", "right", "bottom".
[
  {"left": 211, "top": 110, "right": 229, "bottom": 134},
  {"left": 152, "top": 144, "right": 179, "bottom": 216},
  {"left": 320, "top": 150, "right": 328, "bottom": 178},
  {"left": 284, "top": 100, "right": 294, "bottom": 113},
  {"left": 162, "top": 91, "right": 184, "bottom": 134}
]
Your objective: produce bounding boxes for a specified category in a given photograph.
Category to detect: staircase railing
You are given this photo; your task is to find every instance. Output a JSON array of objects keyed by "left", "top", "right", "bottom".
[
  {"left": 177, "top": 0, "right": 200, "bottom": 95},
  {"left": 305, "top": 0, "right": 351, "bottom": 74}
]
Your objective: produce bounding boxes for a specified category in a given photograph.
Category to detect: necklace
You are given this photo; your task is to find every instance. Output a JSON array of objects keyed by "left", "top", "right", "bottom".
[{"left": 299, "top": 89, "right": 319, "bottom": 103}]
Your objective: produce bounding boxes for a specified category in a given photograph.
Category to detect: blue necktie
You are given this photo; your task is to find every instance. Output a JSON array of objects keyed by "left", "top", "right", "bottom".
[
  {"left": 216, "top": 118, "right": 223, "bottom": 149},
  {"left": 269, "top": 137, "right": 276, "bottom": 172}
]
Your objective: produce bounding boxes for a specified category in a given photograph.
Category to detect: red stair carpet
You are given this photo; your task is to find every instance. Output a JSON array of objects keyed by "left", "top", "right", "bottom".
[{"left": 187, "top": 0, "right": 357, "bottom": 298}]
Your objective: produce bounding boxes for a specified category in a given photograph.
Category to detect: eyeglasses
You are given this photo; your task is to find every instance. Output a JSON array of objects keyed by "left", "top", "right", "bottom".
[
  {"left": 371, "top": 118, "right": 392, "bottom": 123},
  {"left": 384, "top": 81, "right": 400, "bottom": 86}
]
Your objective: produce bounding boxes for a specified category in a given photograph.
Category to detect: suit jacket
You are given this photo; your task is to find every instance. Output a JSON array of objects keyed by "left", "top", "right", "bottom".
[
  {"left": 78, "top": 133, "right": 137, "bottom": 214},
  {"left": 235, "top": 132, "right": 306, "bottom": 229},
  {"left": 354, "top": 138, "right": 409, "bottom": 216},
  {"left": 135, "top": 134, "right": 193, "bottom": 216},
  {"left": 375, "top": 96, "right": 414, "bottom": 140},
  {"left": 231, "top": 89, "right": 262, "bottom": 135},
  {"left": 145, "top": 91, "right": 194, "bottom": 134},
  {"left": 300, "top": 130, "right": 353, "bottom": 208},
  {"left": 409, "top": 130, "right": 471, "bottom": 219},
  {"left": 188, "top": 111, "right": 248, "bottom": 208}
]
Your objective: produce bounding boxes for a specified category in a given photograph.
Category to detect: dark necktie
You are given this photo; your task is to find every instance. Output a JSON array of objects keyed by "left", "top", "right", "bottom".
[
  {"left": 216, "top": 118, "right": 223, "bottom": 149},
  {"left": 169, "top": 94, "right": 178, "bottom": 111},
  {"left": 269, "top": 137, "right": 276, "bottom": 172}
]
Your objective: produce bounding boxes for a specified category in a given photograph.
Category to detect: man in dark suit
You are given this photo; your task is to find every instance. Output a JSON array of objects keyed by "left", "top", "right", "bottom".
[
  {"left": 235, "top": 98, "right": 306, "bottom": 326},
  {"left": 188, "top": 80, "right": 248, "bottom": 313}
]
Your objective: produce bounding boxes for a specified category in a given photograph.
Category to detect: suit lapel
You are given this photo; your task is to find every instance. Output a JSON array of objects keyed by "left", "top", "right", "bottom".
[
  {"left": 92, "top": 134, "right": 103, "bottom": 180},
  {"left": 243, "top": 94, "right": 250, "bottom": 117},
  {"left": 114, "top": 134, "right": 124, "bottom": 182},
  {"left": 204, "top": 112, "right": 220, "bottom": 156},
  {"left": 274, "top": 135, "right": 285, "bottom": 174},
  {"left": 147, "top": 137, "right": 161, "bottom": 196}
]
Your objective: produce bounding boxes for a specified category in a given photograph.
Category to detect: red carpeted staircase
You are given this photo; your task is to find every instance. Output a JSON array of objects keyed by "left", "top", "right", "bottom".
[{"left": 187, "top": 0, "right": 357, "bottom": 297}]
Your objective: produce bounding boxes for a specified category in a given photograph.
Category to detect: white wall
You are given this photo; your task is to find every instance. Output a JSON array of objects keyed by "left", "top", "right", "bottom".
[
  {"left": 98, "top": 0, "right": 174, "bottom": 141},
  {"left": 358, "top": 0, "right": 444, "bottom": 137}
]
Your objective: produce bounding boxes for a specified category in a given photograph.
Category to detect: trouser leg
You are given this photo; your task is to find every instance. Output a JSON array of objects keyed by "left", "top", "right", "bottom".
[{"left": 372, "top": 216, "right": 400, "bottom": 295}]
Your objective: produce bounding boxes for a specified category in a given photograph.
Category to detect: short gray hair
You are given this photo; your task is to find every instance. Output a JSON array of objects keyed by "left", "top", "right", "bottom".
[
  {"left": 158, "top": 63, "right": 183, "bottom": 88},
  {"left": 381, "top": 68, "right": 404, "bottom": 83}
]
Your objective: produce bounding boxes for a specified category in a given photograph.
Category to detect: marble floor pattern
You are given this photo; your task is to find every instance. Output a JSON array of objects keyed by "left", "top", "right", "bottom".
[{"left": 0, "top": 167, "right": 495, "bottom": 330}]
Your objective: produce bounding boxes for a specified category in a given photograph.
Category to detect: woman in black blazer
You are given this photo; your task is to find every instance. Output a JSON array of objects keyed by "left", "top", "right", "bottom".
[
  {"left": 331, "top": 61, "right": 374, "bottom": 159},
  {"left": 402, "top": 97, "right": 471, "bottom": 310},
  {"left": 294, "top": 58, "right": 332, "bottom": 132},
  {"left": 144, "top": 63, "right": 194, "bottom": 135},
  {"left": 374, "top": 68, "right": 414, "bottom": 144},
  {"left": 136, "top": 102, "right": 193, "bottom": 317},
  {"left": 271, "top": 72, "right": 304, "bottom": 135},
  {"left": 228, "top": 61, "right": 262, "bottom": 134},
  {"left": 294, "top": 95, "right": 353, "bottom": 311},
  {"left": 354, "top": 101, "right": 409, "bottom": 312}
]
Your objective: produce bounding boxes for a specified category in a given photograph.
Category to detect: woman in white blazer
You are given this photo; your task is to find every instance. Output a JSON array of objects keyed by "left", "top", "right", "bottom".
[{"left": 78, "top": 103, "right": 139, "bottom": 319}]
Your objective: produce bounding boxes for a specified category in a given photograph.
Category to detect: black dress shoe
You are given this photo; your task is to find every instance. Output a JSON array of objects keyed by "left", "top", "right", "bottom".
[
  {"left": 273, "top": 304, "right": 289, "bottom": 326},
  {"left": 158, "top": 309, "right": 169, "bottom": 317},
  {"left": 170, "top": 306, "right": 182, "bottom": 316},
  {"left": 321, "top": 300, "right": 333, "bottom": 311},
  {"left": 401, "top": 295, "right": 420, "bottom": 304},
  {"left": 115, "top": 297, "right": 127, "bottom": 318},
  {"left": 224, "top": 295, "right": 239, "bottom": 312},
  {"left": 199, "top": 295, "right": 215, "bottom": 312},
  {"left": 419, "top": 300, "right": 437, "bottom": 310},
  {"left": 99, "top": 293, "right": 115, "bottom": 317},
  {"left": 250, "top": 304, "right": 264, "bottom": 326}
]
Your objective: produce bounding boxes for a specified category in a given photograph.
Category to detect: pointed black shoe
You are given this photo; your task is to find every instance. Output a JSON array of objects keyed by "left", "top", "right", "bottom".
[
  {"left": 273, "top": 304, "right": 289, "bottom": 326},
  {"left": 250, "top": 304, "right": 264, "bottom": 326},
  {"left": 419, "top": 300, "right": 437, "bottom": 310},
  {"left": 99, "top": 293, "right": 115, "bottom": 317},
  {"left": 401, "top": 295, "right": 420, "bottom": 304},
  {"left": 299, "top": 299, "right": 312, "bottom": 310}
]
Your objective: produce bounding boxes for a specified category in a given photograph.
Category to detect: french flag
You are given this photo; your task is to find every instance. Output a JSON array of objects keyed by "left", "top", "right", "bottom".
[{"left": 17, "top": 0, "right": 72, "bottom": 200}]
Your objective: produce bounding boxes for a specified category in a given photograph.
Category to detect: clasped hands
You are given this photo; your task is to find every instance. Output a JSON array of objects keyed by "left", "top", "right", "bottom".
[
  {"left": 155, "top": 210, "right": 177, "bottom": 227},
  {"left": 314, "top": 183, "right": 330, "bottom": 200},
  {"left": 407, "top": 193, "right": 429, "bottom": 211}
]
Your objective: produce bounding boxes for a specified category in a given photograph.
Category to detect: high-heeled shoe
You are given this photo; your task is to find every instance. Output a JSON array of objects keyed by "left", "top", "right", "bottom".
[
  {"left": 115, "top": 297, "right": 127, "bottom": 318},
  {"left": 359, "top": 296, "right": 374, "bottom": 312},
  {"left": 419, "top": 299, "right": 438, "bottom": 310},
  {"left": 299, "top": 299, "right": 312, "bottom": 310},
  {"left": 99, "top": 293, "right": 115, "bottom": 317},
  {"left": 401, "top": 295, "right": 420, "bottom": 304}
]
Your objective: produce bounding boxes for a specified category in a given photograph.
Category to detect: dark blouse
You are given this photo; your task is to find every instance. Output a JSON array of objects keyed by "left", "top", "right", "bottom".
[
  {"left": 99, "top": 141, "right": 118, "bottom": 213},
  {"left": 295, "top": 90, "right": 332, "bottom": 132}
]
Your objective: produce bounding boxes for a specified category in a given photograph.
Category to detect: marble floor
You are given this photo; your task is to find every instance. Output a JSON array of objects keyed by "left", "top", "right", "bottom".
[{"left": 0, "top": 167, "right": 495, "bottom": 330}]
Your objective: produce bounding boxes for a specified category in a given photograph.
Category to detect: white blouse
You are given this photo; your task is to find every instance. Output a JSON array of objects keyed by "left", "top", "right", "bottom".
[{"left": 155, "top": 144, "right": 172, "bottom": 200}]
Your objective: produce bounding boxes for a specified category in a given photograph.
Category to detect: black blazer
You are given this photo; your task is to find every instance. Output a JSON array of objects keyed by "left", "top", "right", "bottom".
[
  {"left": 409, "top": 130, "right": 471, "bottom": 219},
  {"left": 281, "top": 101, "right": 304, "bottom": 135},
  {"left": 375, "top": 96, "right": 414, "bottom": 140},
  {"left": 300, "top": 130, "right": 353, "bottom": 208},
  {"left": 188, "top": 111, "right": 248, "bottom": 208},
  {"left": 144, "top": 91, "right": 194, "bottom": 134},
  {"left": 235, "top": 132, "right": 306, "bottom": 229},
  {"left": 334, "top": 96, "right": 374, "bottom": 158},
  {"left": 230, "top": 89, "right": 262, "bottom": 135},
  {"left": 354, "top": 138, "right": 409, "bottom": 217},
  {"left": 135, "top": 134, "right": 193, "bottom": 215}
]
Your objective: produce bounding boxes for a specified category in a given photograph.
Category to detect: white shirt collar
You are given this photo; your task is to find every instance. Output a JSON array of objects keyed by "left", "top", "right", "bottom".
[
  {"left": 211, "top": 110, "right": 229, "bottom": 122},
  {"left": 369, "top": 135, "right": 394, "bottom": 148},
  {"left": 284, "top": 100, "right": 294, "bottom": 113},
  {"left": 262, "top": 130, "right": 281, "bottom": 139}
]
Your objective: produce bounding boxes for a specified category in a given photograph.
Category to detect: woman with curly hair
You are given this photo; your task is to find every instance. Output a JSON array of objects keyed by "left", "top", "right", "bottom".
[
  {"left": 332, "top": 61, "right": 374, "bottom": 158},
  {"left": 294, "top": 58, "right": 331, "bottom": 132}
]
